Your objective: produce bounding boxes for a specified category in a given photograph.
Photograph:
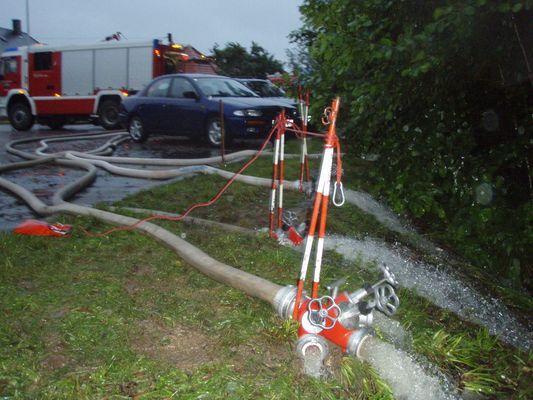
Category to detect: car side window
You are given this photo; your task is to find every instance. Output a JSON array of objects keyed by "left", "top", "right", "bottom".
[
  {"left": 146, "top": 78, "right": 171, "bottom": 97},
  {"left": 169, "top": 78, "right": 197, "bottom": 99}
]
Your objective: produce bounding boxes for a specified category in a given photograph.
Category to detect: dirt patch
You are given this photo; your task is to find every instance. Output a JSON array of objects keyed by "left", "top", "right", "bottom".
[
  {"left": 122, "top": 274, "right": 192, "bottom": 296},
  {"left": 42, "top": 331, "right": 71, "bottom": 370},
  {"left": 224, "top": 338, "right": 298, "bottom": 377},
  {"left": 131, "top": 319, "right": 214, "bottom": 372},
  {"left": 17, "top": 279, "right": 36, "bottom": 291},
  {"left": 123, "top": 278, "right": 143, "bottom": 295},
  {"left": 131, "top": 264, "right": 155, "bottom": 276}
]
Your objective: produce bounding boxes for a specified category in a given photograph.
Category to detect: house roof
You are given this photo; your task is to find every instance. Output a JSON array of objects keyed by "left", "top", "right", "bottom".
[{"left": 0, "top": 26, "right": 38, "bottom": 54}]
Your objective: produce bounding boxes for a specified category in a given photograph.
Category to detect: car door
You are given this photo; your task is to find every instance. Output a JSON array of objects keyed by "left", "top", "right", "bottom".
[
  {"left": 164, "top": 77, "right": 205, "bottom": 135},
  {"left": 138, "top": 77, "right": 172, "bottom": 132}
]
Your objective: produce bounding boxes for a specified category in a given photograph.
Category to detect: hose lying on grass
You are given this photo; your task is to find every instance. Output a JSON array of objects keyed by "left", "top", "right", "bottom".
[
  {"left": 0, "top": 132, "right": 471, "bottom": 398},
  {"left": 0, "top": 158, "right": 282, "bottom": 305}
]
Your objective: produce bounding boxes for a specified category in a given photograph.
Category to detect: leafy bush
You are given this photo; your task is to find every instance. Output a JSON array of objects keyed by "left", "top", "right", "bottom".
[
  {"left": 210, "top": 41, "right": 284, "bottom": 78},
  {"left": 295, "top": 0, "right": 532, "bottom": 288}
]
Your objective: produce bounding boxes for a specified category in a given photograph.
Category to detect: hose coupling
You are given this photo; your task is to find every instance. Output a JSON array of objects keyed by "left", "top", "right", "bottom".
[
  {"left": 295, "top": 333, "right": 329, "bottom": 361},
  {"left": 345, "top": 327, "right": 373, "bottom": 359},
  {"left": 273, "top": 285, "right": 298, "bottom": 320}
]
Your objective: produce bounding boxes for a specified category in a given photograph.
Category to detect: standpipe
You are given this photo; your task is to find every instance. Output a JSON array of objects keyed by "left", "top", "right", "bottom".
[{"left": 276, "top": 97, "right": 401, "bottom": 364}]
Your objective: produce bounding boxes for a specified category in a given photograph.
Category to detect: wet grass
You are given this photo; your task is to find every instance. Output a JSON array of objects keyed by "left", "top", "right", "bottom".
[
  {"left": 1, "top": 138, "right": 532, "bottom": 398},
  {"left": 0, "top": 212, "right": 395, "bottom": 399}
]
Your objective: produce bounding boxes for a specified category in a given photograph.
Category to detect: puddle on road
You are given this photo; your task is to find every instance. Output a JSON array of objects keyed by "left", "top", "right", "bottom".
[
  {"left": 0, "top": 132, "right": 265, "bottom": 232},
  {"left": 113, "top": 136, "right": 263, "bottom": 160}
]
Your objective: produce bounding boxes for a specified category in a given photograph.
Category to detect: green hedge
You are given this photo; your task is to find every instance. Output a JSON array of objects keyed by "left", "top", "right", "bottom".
[{"left": 296, "top": 0, "right": 532, "bottom": 288}]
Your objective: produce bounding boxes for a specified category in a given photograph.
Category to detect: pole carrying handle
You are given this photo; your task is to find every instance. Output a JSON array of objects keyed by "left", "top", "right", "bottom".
[{"left": 332, "top": 181, "right": 345, "bottom": 207}]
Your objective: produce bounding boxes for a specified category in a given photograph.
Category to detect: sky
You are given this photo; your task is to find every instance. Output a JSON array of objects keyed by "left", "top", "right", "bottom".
[{"left": 0, "top": 0, "right": 304, "bottom": 64}]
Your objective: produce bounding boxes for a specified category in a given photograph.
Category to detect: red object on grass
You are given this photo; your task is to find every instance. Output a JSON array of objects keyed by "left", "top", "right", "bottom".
[
  {"left": 287, "top": 226, "right": 304, "bottom": 246},
  {"left": 13, "top": 219, "right": 72, "bottom": 237}
]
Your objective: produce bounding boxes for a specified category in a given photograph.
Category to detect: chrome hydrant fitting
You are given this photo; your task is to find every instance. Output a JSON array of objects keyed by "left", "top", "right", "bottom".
[
  {"left": 296, "top": 334, "right": 329, "bottom": 361},
  {"left": 345, "top": 327, "right": 373, "bottom": 359},
  {"left": 273, "top": 285, "right": 298, "bottom": 320},
  {"left": 273, "top": 264, "right": 400, "bottom": 361}
]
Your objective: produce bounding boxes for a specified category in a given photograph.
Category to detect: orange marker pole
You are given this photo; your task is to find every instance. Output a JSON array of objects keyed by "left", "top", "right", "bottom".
[
  {"left": 310, "top": 97, "right": 340, "bottom": 298},
  {"left": 269, "top": 122, "right": 281, "bottom": 237},
  {"left": 292, "top": 98, "right": 340, "bottom": 319},
  {"left": 304, "top": 90, "right": 311, "bottom": 184},
  {"left": 277, "top": 113, "right": 286, "bottom": 228},
  {"left": 292, "top": 188, "right": 323, "bottom": 320}
]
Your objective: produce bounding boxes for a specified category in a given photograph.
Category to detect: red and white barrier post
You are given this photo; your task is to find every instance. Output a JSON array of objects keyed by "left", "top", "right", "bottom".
[{"left": 292, "top": 97, "right": 341, "bottom": 319}]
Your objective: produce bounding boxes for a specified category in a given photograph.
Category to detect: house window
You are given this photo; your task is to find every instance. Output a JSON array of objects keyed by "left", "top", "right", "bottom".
[{"left": 34, "top": 52, "right": 53, "bottom": 71}]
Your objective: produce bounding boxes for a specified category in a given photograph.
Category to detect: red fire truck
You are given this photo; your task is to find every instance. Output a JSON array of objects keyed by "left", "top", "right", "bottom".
[{"left": 0, "top": 38, "right": 217, "bottom": 131}]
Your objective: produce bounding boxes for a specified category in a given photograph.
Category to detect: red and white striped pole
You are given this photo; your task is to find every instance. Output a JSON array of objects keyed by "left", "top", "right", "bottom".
[
  {"left": 277, "top": 117, "right": 286, "bottom": 228},
  {"left": 299, "top": 90, "right": 311, "bottom": 192},
  {"left": 269, "top": 120, "right": 281, "bottom": 238},
  {"left": 311, "top": 143, "right": 334, "bottom": 298},
  {"left": 292, "top": 97, "right": 340, "bottom": 319}
]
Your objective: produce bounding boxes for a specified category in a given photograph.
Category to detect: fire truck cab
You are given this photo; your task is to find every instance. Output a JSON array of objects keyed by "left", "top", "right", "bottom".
[{"left": 0, "top": 38, "right": 217, "bottom": 131}]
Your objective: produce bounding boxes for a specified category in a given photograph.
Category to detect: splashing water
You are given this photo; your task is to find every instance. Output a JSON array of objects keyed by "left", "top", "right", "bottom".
[
  {"left": 343, "top": 189, "right": 412, "bottom": 235},
  {"left": 301, "top": 345, "right": 326, "bottom": 379},
  {"left": 359, "top": 337, "right": 460, "bottom": 400},
  {"left": 373, "top": 312, "right": 413, "bottom": 351},
  {"left": 325, "top": 235, "right": 533, "bottom": 350},
  {"left": 343, "top": 188, "right": 444, "bottom": 256}
]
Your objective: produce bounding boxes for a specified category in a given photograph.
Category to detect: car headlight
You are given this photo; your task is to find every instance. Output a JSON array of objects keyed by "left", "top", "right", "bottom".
[{"left": 233, "top": 109, "right": 263, "bottom": 117}]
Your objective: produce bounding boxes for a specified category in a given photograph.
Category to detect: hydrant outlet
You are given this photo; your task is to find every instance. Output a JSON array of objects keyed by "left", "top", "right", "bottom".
[{"left": 346, "top": 327, "right": 373, "bottom": 359}]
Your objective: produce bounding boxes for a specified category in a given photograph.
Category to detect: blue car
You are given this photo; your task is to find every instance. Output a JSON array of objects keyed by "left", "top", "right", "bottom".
[{"left": 120, "top": 74, "right": 299, "bottom": 146}]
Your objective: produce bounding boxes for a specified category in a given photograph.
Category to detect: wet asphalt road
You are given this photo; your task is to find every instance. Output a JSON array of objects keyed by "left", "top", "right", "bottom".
[{"left": 0, "top": 122, "right": 263, "bottom": 232}]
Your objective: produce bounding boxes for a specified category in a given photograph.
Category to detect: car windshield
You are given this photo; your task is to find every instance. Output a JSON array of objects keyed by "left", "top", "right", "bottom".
[
  {"left": 194, "top": 77, "right": 258, "bottom": 98},
  {"left": 246, "top": 81, "right": 286, "bottom": 97}
]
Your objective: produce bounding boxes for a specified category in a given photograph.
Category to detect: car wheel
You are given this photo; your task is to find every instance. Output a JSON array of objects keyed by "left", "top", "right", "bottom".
[
  {"left": 98, "top": 99, "right": 121, "bottom": 130},
  {"left": 128, "top": 116, "right": 149, "bottom": 143},
  {"left": 205, "top": 116, "right": 231, "bottom": 147},
  {"left": 8, "top": 103, "right": 34, "bottom": 131}
]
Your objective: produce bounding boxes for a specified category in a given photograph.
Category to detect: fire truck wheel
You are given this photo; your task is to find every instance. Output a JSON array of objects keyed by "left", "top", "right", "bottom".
[
  {"left": 8, "top": 103, "right": 35, "bottom": 131},
  {"left": 98, "top": 100, "right": 121, "bottom": 130},
  {"left": 128, "top": 116, "right": 149, "bottom": 143},
  {"left": 205, "top": 116, "right": 232, "bottom": 147}
]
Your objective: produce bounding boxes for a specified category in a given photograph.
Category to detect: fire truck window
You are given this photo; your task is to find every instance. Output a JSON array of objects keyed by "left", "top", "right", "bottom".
[
  {"left": 34, "top": 52, "right": 53, "bottom": 71},
  {"left": 164, "top": 57, "right": 177, "bottom": 74},
  {"left": 169, "top": 78, "right": 196, "bottom": 98},
  {"left": 146, "top": 78, "right": 171, "bottom": 97},
  {"left": 4, "top": 58, "right": 18, "bottom": 74}
]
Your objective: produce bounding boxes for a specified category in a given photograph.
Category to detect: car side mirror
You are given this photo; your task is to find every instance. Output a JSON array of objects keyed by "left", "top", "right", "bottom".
[{"left": 183, "top": 91, "right": 199, "bottom": 100}]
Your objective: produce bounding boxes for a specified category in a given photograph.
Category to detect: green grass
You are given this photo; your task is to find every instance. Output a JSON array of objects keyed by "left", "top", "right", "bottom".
[
  {"left": 0, "top": 214, "right": 394, "bottom": 399},
  {"left": 1, "top": 140, "right": 532, "bottom": 398}
]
